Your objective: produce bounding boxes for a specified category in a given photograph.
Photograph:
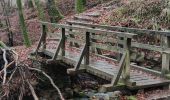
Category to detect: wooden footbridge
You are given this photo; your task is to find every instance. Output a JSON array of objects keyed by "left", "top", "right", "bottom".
[{"left": 32, "top": 20, "right": 170, "bottom": 92}]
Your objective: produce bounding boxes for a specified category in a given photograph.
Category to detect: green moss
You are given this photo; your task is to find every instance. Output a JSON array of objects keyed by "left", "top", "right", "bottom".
[
  {"left": 116, "top": 82, "right": 125, "bottom": 86},
  {"left": 47, "top": 0, "right": 64, "bottom": 23},
  {"left": 75, "top": 0, "right": 85, "bottom": 13},
  {"left": 35, "top": 0, "right": 45, "bottom": 21},
  {"left": 17, "top": 0, "right": 31, "bottom": 47},
  {"left": 165, "top": 74, "right": 170, "bottom": 79},
  {"left": 127, "top": 96, "right": 137, "bottom": 100}
]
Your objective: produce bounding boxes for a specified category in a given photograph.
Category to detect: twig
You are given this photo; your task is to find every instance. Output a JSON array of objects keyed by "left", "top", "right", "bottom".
[
  {"left": 11, "top": 49, "right": 18, "bottom": 66},
  {"left": 28, "top": 67, "right": 65, "bottom": 100},
  {"left": 7, "top": 67, "right": 17, "bottom": 84},
  {"left": 0, "top": 61, "right": 15, "bottom": 75},
  {"left": 2, "top": 48, "right": 8, "bottom": 84},
  {"left": 26, "top": 80, "right": 39, "bottom": 100}
]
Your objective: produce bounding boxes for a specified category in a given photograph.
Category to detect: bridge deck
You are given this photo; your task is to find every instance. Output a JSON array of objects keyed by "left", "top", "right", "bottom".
[{"left": 43, "top": 48, "right": 170, "bottom": 89}]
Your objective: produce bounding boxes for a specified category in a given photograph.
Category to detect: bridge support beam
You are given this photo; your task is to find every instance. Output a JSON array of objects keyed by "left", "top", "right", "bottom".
[
  {"left": 122, "top": 38, "right": 131, "bottom": 82},
  {"left": 47, "top": 28, "right": 65, "bottom": 63},
  {"left": 33, "top": 24, "right": 47, "bottom": 54},
  {"left": 67, "top": 32, "right": 90, "bottom": 74},
  {"left": 99, "top": 37, "right": 133, "bottom": 92},
  {"left": 162, "top": 36, "right": 170, "bottom": 75}
]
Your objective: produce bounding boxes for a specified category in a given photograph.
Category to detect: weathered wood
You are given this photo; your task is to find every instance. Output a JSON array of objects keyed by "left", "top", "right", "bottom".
[
  {"left": 131, "top": 64, "right": 162, "bottom": 76},
  {"left": 68, "top": 24, "right": 80, "bottom": 47},
  {"left": 91, "top": 26, "right": 102, "bottom": 54},
  {"left": 35, "top": 21, "right": 170, "bottom": 91},
  {"left": 34, "top": 24, "right": 46, "bottom": 53},
  {"left": 84, "top": 32, "right": 90, "bottom": 65},
  {"left": 90, "top": 42, "right": 124, "bottom": 53},
  {"left": 112, "top": 53, "right": 126, "bottom": 85},
  {"left": 52, "top": 39, "right": 62, "bottom": 60},
  {"left": 132, "top": 42, "right": 162, "bottom": 52},
  {"left": 162, "top": 36, "right": 170, "bottom": 75},
  {"left": 66, "top": 36, "right": 84, "bottom": 45},
  {"left": 122, "top": 38, "right": 131, "bottom": 82},
  {"left": 61, "top": 28, "right": 65, "bottom": 56},
  {"left": 42, "top": 25, "right": 47, "bottom": 51},
  {"left": 66, "top": 30, "right": 84, "bottom": 35},
  {"left": 75, "top": 44, "right": 87, "bottom": 70},
  {"left": 40, "top": 21, "right": 135, "bottom": 38},
  {"left": 67, "top": 20, "right": 170, "bottom": 36},
  {"left": 91, "top": 34, "right": 117, "bottom": 44},
  {"left": 43, "top": 48, "right": 170, "bottom": 90}
]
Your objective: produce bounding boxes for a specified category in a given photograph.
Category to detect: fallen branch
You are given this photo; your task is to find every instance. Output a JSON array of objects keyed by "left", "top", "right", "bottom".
[
  {"left": 11, "top": 50, "right": 19, "bottom": 66},
  {"left": 0, "top": 61, "right": 15, "bottom": 75},
  {"left": 26, "top": 80, "right": 39, "bottom": 100},
  {"left": 28, "top": 67, "right": 65, "bottom": 100},
  {"left": 2, "top": 48, "right": 8, "bottom": 85}
]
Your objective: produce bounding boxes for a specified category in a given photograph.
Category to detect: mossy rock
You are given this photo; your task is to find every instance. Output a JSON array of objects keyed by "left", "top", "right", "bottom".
[
  {"left": 165, "top": 74, "right": 170, "bottom": 79},
  {"left": 127, "top": 96, "right": 137, "bottom": 100}
]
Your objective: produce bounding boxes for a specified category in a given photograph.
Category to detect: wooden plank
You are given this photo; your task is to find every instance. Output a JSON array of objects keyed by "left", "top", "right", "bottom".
[
  {"left": 34, "top": 24, "right": 46, "bottom": 53},
  {"left": 131, "top": 42, "right": 162, "bottom": 52},
  {"left": 66, "top": 36, "right": 84, "bottom": 45},
  {"left": 86, "top": 65, "right": 114, "bottom": 81},
  {"left": 111, "top": 53, "right": 126, "bottom": 85},
  {"left": 61, "top": 28, "right": 65, "bottom": 56},
  {"left": 162, "top": 53, "right": 170, "bottom": 74},
  {"left": 52, "top": 39, "right": 62, "bottom": 60},
  {"left": 84, "top": 32, "right": 90, "bottom": 65},
  {"left": 75, "top": 44, "right": 87, "bottom": 70},
  {"left": 162, "top": 36, "right": 170, "bottom": 75},
  {"left": 90, "top": 42, "right": 124, "bottom": 53},
  {"left": 66, "top": 30, "right": 84, "bottom": 35},
  {"left": 122, "top": 38, "right": 131, "bottom": 81},
  {"left": 67, "top": 24, "right": 80, "bottom": 47},
  {"left": 93, "top": 53, "right": 118, "bottom": 62},
  {"left": 40, "top": 21, "right": 135, "bottom": 38},
  {"left": 42, "top": 25, "right": 47, "bottom": 51},
  {"left": 130, "top": 78, "right": 149, "bottom": 81},
  {"left": 131, "top": 64, "right": 162, "bottom": 76},
  {"left": 67, "top": 20, "right": 170, "bottom": 35},
  {"left": 91, "top": 35, "right": 117, "bottom": 43}
]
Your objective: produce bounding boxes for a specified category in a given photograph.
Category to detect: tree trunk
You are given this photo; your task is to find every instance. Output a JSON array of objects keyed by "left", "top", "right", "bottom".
[
  {"left": 34, "top": 0, "right": 45, "bottom": 21},
  {"left": 0, "top": 0, "right": 13, "bottom": 46},
  {"left": 75, "top": 0, "right": 85, "bottom": 13},
  {"left": 16, "top": 0, "right": 31, "bottom": 47},
  {"left": 47, "top": 0, "right": 63, "bottom": 23}
]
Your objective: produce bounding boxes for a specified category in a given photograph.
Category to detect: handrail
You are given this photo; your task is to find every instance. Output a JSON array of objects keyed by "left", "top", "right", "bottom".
[
  {"left": 67, "top": 20, "right": 170, "bottom": 76},
  {"left": 40, "top": 21, "right": 136, "bottom": 38},
  {"left": 67, "top": 20, "right": 170, "bottom": 35}
]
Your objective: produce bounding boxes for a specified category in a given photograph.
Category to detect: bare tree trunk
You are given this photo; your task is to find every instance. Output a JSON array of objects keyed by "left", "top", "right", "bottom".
[
  {"left": 17, "top": 0, "right": 31, "bottom": 47},
  {"left": 0, "top": 0, "right": 13, "bottom": 46}
]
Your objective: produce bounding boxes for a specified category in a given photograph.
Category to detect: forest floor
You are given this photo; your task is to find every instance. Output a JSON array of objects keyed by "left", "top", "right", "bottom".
[{"left": 1, "top": 0, "right": 170, "bottom": 100}]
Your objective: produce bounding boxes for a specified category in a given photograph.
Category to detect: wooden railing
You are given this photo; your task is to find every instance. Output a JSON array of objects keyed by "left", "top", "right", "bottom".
[
  {"left": 34, "top": 21, "right": 136, "bottom": 85},
  {"left": 67, "top": 20, "right": 170, "bottom": 75}
]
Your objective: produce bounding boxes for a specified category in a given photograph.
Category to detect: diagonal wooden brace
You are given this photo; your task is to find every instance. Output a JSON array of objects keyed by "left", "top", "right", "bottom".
[{"left": 67, "top": 44, "right": 87, "bottom": 74}]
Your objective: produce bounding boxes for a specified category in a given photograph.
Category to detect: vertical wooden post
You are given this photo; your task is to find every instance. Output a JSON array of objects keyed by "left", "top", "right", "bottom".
[
  {"left": 84, "top": 32, "right": 90, "bottom": 65},
  {"left": 68, "top": 23, "right": 79, "bottom": 47},
  {"left": 162, "top": 35, "right": 170, "bottom": 75},
  {"left": 42, "top": 24, "right": 47, "bottom": 51},
  {"left": 69, "top": 23, "right": 73, "bottom": 46},
  {"left": 61, "top": 28, "right": 65, "bottom": 56},
  {"left": 91, "top": 27, "right": 102, "bottom": 54},
  {"left": 122, "top": 37, "right": 131, "bottom": 82},
  {"left": 117, "top": 36, "right": 124, "bottom": 61}
]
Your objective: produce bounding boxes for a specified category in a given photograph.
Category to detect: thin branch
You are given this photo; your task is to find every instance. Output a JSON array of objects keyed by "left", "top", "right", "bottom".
[
  {"left": 2, "top": 48, "right": 8, "bottom": 85},
  {"left": 7, "top": 67, "right": 17, "bottom": 84},
  {"left": 28, "top": 67, "right": 65, "bottom": 100},
  {"left": 26, "top": 80, "right": 39, "bottom": 100},
  {"left": 0, "top": 61, "right": 15, "bottom": 75}
]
